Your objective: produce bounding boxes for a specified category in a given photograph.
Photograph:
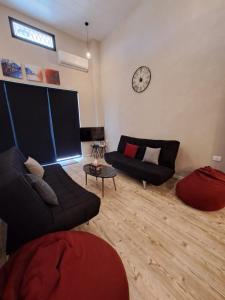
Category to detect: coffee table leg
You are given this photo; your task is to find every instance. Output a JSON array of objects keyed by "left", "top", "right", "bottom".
[
  {"left": 102, "top": 178, "right": 104, "bottom": 197},
  {"left": 85, "top": 173, "right": 87, "bottom": 185},
  {"left": 113, "top": 177, "right": 117, "bottom": 191}
]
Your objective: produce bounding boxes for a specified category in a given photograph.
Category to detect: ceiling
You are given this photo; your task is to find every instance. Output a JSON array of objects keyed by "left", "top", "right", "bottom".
[{"left": 0, "top": 0, "right": 141, "bottom": 41}]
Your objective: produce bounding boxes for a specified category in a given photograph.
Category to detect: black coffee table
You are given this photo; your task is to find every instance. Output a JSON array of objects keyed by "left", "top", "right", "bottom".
[{"left": 83, "top": 164, "right": 117, "bottom": 197}]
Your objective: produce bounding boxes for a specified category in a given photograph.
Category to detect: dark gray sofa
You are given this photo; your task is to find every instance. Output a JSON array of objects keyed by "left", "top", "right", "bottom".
[
  {"left": 105, "top": 135, "right": 180, "bottom": 187},
  {"left": 0, "top": 147, "right": 101, "bottom": 254}
]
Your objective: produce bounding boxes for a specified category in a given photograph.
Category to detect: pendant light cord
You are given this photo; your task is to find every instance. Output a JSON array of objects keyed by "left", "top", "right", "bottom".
[{"left": 85, "top": 22, "right": 89, "bottom": 51}]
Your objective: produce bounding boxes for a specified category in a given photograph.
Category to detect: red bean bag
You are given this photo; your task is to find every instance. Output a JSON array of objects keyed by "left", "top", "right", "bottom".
[
  {"left": 176, "top": 166, "right": 225, "bottom": 211},
  {"left": 0, "top": 231, "right": 129, "bottom": 300}
]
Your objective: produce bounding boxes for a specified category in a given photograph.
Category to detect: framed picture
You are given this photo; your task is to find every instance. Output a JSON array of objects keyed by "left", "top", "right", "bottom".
[
  {"left": 1, "top": 59, "right": 23, "bottom": 79},
  {"left": 25, "top": 64, "right": 43, "bottom": 82},
  {"left": 45, "top": 69, "right": 60, "bottom": 85}
]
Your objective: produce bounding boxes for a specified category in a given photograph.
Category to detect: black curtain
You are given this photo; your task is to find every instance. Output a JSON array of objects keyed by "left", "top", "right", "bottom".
[
  {"left": 5, "top": 82, "right": 56, "bottom": 164},
  {"left": 48, "top": 88, "right": 81, "bottom": 159},
  {"left": 0, "top": 81, "right": 15, "bottom": 152}
]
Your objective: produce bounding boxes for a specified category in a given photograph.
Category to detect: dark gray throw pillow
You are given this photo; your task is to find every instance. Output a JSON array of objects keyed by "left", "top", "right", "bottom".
[{"left": 25, "top": 174, "right": 59, "bottom": 206}]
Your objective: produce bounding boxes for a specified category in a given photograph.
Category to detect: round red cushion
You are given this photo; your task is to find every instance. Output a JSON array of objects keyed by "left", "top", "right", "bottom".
[
  {"left": 0, "top": 231, "right": 129, "bottom": 300},
  {"left": 176, "top": 166, "right": 225, "bottom": 211}
]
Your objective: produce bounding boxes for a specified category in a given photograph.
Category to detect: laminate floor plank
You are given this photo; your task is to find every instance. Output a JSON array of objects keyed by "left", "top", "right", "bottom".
[{"left": 65, "top": 158, "right": 225, "bottom": 300}]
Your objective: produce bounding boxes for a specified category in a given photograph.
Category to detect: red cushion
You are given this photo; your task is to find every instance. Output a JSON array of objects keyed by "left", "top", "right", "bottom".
[
  {"left": 0, "top": 231, "right": 129, "bottom": 300},
  {"left": 124, "top": 143, "right": 138, "bottom": 158},
  {"left": 176, "top": 166, "right": 225, "bottom": 211}
]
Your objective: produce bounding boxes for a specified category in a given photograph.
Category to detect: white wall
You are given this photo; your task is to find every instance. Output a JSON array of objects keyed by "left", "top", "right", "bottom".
[
  {"left": 101, "top": 0, "right": 225, "bottom": 174},
  {"left": 0, "top": 4, "right": 103, "bottom": 156}
]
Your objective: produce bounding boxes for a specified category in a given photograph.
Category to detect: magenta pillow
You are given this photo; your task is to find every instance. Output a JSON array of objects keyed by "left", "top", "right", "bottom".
[{"left": 124, "top": 143, "right": 138, "bottom": 158}]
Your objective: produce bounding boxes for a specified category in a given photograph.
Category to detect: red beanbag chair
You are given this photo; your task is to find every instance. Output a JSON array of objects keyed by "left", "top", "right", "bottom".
[
  {"left": 176, "top": 166, "right": 225, "bottom": 211},
  {"left": 0, "top": 231, "right": 129, "bottom": 300}
]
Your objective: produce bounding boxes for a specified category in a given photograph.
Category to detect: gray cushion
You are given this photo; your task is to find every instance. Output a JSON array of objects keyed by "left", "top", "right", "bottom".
[
  {"left": 142, "top": 147, "right": 161, "bottom": 165},
  {"left": 25, "top": 174, "right": 59, "bottom": 206}
]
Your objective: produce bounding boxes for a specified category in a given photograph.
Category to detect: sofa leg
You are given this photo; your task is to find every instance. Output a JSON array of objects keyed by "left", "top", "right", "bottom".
[{"left": 142, "top": 180, "right": 147, "bottom": 189}]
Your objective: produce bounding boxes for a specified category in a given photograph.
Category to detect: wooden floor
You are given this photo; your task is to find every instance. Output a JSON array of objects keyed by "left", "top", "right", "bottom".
[{"left": 65, "top": 158, "right": 225, "bottom": 300}]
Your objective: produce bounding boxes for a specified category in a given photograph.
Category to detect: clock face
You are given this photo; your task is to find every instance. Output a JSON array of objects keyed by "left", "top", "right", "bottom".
[{"left": 132, "top": 66, "right": 151, "bottom": 93}]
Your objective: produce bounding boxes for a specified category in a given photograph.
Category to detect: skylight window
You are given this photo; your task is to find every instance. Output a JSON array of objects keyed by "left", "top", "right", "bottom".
[{"left": 9, "top": 17, "right": 56, "bottom": 51}]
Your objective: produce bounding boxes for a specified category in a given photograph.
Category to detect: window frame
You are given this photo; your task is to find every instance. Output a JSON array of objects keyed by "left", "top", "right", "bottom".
[{"left": 8, "top": 16, "right": 56, "bottom": 51}]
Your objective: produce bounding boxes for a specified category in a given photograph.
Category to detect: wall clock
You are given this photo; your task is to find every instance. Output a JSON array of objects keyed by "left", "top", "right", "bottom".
[{"left": 132, "top": 66, "right": 151, "bottom": 93}]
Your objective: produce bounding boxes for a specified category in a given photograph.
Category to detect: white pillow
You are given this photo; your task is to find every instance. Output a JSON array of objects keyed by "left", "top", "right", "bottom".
[
  {"left": 142, "top": 147, "right": 161, "bottom": 165},
  {"left": 24, "top": 157, "right": 44, "bottom": 178}
]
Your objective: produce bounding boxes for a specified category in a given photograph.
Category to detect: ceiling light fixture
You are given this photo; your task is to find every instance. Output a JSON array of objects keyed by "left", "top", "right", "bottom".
[{"left": 85, "top": 21, "right": 91, "bottom": 59}]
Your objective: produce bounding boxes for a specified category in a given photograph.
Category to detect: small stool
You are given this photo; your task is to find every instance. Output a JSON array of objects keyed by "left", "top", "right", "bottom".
[
  {"left": 99, "top": 143, "right": 106, "bottom": 158},
  {"left": 91, "top": 143, "right": 100, "bottom": 158},
  {"left": 91, "top": 142, "right": 106, "bottom": 158}
]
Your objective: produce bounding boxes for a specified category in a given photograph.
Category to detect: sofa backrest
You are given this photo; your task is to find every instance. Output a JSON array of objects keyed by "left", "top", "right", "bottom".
[
  {"left": 0, "top": 170, "right": 53, "bottom": 255},
  {"left": 117, "top": 135, "right": 180, "bottom": 170},
  {"left": 0, "top": 147, "right": 53, "bottom": 242},
  {"left": 0, "top": 146, "right": 27, "bottom": 174},
  {"left": 0, "top": 171, "right": 52, "bottom": 226}
]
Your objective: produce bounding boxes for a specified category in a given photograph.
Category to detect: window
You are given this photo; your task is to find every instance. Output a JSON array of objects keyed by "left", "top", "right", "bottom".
[{"left": 9, "top": 17, "right": 56, "bottom": 51}]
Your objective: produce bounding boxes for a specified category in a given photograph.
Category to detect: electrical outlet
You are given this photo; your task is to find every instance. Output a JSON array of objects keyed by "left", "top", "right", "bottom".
[{"left": 212, "top": 155, "right": 222, "bottom": 162}]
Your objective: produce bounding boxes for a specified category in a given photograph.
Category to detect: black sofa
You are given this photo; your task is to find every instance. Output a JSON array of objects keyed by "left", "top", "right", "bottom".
[
  {"left": 0, "top": 147, "right": 100, "bottom": 254},
  {"left": 105, "top": 135, "right": 180, "bottom": 187}
]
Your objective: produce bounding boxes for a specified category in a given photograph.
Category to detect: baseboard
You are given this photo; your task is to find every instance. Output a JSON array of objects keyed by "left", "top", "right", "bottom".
[{"left": 173, "top": 173, "right": 184, "bottom": 180}]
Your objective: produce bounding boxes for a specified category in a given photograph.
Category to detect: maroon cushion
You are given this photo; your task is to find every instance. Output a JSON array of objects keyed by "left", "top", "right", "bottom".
[
  {"left": 0, "top": 231, "right": 129, "bottom": 300},
  {"left": 124, "top": 143, "right": 138, "bottom": 158},
  {"left": 176, "top": 166, "right": 225, "bottom": 211}
]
